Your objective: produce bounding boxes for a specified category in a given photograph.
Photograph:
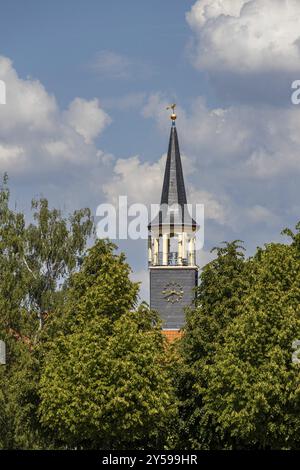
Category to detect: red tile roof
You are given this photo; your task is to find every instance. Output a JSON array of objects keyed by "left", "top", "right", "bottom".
[{"left": 162, "top": 329, "right": 182, "bottom": 342}]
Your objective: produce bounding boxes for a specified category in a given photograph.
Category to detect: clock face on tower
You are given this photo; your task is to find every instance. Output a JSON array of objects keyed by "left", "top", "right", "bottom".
[{"left": 162, "top": 282, "right": 184, "bottom": 304}]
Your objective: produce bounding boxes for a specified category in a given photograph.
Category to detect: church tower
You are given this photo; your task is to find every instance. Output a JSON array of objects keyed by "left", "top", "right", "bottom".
[{"left": 148, "top": 106, "right": 198, "bottom": 338}]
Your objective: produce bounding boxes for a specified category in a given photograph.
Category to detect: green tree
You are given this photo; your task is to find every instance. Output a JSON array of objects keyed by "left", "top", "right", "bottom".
[
  {"left": 38, "top": 240, "right": 176, "bottom": 449},
  {"left": 0, "top": 175, "right": 28, "bottom": 335},
  {"left": 200, "top": 240, "right": 300, "bottom": 449},
  {"left": 24, "top": 197, "right": 94, "bottom": 333},
  {"left": 174, "top": 241, "right": 248, "bottom": 448},
  {"left": 0, "top": 176, "right": 94, "bottom": 449},
  {"left": 0, "top": 176, "right": 94, "bottom": 338},
  {"left": 176, "top": 233, "right": 300, "bottom": 449}
]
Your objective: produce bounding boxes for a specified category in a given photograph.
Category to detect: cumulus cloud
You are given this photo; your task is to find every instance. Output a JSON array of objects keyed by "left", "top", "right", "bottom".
[
  {"left": 187, "top": 0, "right": 300, "bottom": 74},
  {"left": 189, "top": 187, "right": 228, "bottom": 225},
  {"left": 0, "top": 144, "right": 25, "bottom": 172},
  {"left": 64, "top": 98, "right": 111, "bottom": 144},
  {"left": 0, "top": 55, "right": 113, "bottom": 209},
  {"left": 0, "top": 56, "right": 57, "bottom": 134},
  {"left": 103, "top": 155, "right": 165, "bottom": 207},
  {"left": 180, "top": 1, "right": 300, "bottom": 253},
  {"left": 143, "top": 93, "right": 300, "bottom": 179},
  {"left": 141, "top": 92, "right": 300, "bottom": 251},
  {"left": 103, "top": 150, "right": 227, "bottom": 227},
  {"left": 143, "top": 94, "right": 249, "bottom": 162}
]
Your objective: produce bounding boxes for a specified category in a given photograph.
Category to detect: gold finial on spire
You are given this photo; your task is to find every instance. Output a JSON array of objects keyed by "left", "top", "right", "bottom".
[{"left": 166, "top": 103, "right": 177, "bottom": 122}]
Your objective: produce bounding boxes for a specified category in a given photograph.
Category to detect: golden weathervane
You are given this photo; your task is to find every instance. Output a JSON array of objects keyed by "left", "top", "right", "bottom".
[{"left": 166, "top": 103, "right": 177, "bottom": 122}]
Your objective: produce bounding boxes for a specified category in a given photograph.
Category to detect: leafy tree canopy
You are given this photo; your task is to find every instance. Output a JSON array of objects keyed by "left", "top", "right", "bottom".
[
  {"left": 38, "top": 240, "right": 176, "bottom": 449},
  {"left": 176, "top": 234, "right": 300, "bottom": 449}
]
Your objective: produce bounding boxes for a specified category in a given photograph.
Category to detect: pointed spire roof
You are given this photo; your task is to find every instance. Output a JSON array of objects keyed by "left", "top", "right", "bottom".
[
  {"left": 160, "top": 124, "right": 187, "bottom": 207},
  {"left": 149, "top": 114, "right": 197, "bottom": 230}
]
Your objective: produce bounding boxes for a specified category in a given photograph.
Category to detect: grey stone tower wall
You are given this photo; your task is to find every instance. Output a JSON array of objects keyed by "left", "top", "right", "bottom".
[{"left": 150, "top": 267, "right": 198, "bottom": 329}]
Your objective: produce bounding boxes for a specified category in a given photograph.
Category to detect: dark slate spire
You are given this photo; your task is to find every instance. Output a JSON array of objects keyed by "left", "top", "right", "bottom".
[
  {"left": 149, "top": 110, "right": 197, "bottom": 230},
  {"left": 160, "top": 125, "right": 187, "bottom": 207}
]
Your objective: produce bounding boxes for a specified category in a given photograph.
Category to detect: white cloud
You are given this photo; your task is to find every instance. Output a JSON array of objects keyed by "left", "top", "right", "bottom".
[
  {"left": 0, "top": 144, "right": 25, "bottom": 171},
  {"left": 103, "top": 150, "right": 227, "bottom": 226},
  {"left": 64, "top": 97, "right": 111, "bottom": 144},
  {"left": 0, "top": 55, "right": 114, "bottom": 209},
  {"left": 103, "top": 154, "right": 164, "bottom": 207},
  {"left": 143, "top": 93, "right": 300, "bottom": 179},
  {"left": 187, "top": 0, "right": 300, "bottom": 73},
  {"left": 143, "top": 94, "right": 249, "bottom": 161},
  {"left": 189, "top": 187, "right": 228, "bottom": 225},
  {"left": 187, "top": 0, "right": 248, "bottom": 28},
  {"left": 0, "top": 56, "right": 56, "bottom": 134},
  {"left": 141, "top": 92, "right": 300, "bottom": 249},
  {"left": 182, "top": 1, "right": 300, "bottom": 249}
]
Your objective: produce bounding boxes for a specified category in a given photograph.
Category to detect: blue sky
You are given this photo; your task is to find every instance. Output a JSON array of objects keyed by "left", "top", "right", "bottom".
[
  {"left": 1, "top": 0, "right": 300, "bottom": 301},
  {"left": 0, "top": 0, "right": 206, "bottom": 157}
]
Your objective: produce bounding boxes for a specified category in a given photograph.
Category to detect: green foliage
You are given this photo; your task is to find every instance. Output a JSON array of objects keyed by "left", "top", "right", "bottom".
[
  {"left": 200, "top": 242, "right": 300, "bottom": 449},
  {"left": 176, "top": 236, "right": 300, "bottom": 449},
  {"left": 174, "top": 241, "right": 248, "bottom": 448},
  {"left": 0, "top": 175, "right": 28, "bottom": 334},
  {"left": 0, "top": 176, "right": 94, "bottom": 337},
  {"left": 25, "top": 197, "right": 94, "bottom": 332},
  {"left": 63, "top": 240, "right": 140, "bottom": 328},
  {"left": 184, "top": 241, "right": 247, "bottom": 363},
  {"left": 1, "top": 175, "right": 300, "bottom": 450},
  {"left": 0, "top": 176, "right": 94, "bottom": 449},
  {"left": 38, "top": 242, "right": 175, "bottom": 449}
]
